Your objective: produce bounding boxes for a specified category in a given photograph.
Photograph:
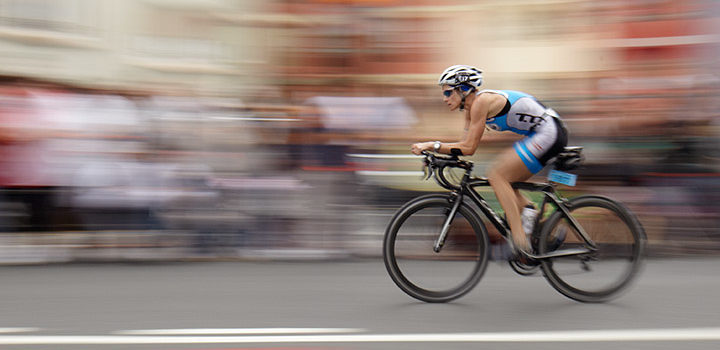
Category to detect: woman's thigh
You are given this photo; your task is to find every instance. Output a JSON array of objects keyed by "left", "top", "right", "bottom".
[{"left": 489, "top": 147, "right": 534, "bottom": 183}]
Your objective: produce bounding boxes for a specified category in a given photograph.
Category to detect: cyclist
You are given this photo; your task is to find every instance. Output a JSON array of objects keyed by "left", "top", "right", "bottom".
[{"left": 411, "top": 65, "right": 568, "bottom": 257}]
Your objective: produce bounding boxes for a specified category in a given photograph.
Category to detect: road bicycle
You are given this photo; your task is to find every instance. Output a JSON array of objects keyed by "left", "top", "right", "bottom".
[{"left": 383, "top": 147, "right": 646, "bottom": 303}]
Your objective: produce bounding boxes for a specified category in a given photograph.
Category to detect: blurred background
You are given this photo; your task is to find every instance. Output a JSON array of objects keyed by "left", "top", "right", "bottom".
[{"left": 0, "top": 0, "right": 718, "bottom": 264}]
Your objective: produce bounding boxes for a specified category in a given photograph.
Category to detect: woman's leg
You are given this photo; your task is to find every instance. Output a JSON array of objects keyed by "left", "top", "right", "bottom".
[
  {"left": 515, "top": 190, "right": 533, "bottom": 210},
  {"left": 487, "top": 148, "right": 534, "bottom": 252}
]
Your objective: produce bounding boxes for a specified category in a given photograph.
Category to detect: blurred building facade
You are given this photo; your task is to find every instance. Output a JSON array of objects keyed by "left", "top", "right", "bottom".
[
  {"left": 0, "top": 0, "right": 272, "bottom": 95},
  {"left": 0, "top": 0, "right": 718, "bottom": 262}
]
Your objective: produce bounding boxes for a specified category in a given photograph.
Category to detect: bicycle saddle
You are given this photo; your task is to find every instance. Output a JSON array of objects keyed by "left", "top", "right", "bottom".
[{"left": 553, "top": 146, "right": 584, "bottom": 171}]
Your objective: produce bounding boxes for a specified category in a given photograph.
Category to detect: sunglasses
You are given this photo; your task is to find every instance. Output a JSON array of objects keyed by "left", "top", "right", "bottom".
[{"left": 442, "top": 85, "right": 471, "bottom": 97}]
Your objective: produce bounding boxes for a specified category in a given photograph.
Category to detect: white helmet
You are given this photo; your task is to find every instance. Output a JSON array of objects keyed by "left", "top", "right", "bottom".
[{"left": 438, "top": 65, "right": 483, "bottom": 89}]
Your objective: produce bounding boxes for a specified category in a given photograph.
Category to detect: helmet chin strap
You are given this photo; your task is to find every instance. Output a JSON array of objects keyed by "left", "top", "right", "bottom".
[{"left": 458, "top": 87, "right": 473, "bottom": 111}]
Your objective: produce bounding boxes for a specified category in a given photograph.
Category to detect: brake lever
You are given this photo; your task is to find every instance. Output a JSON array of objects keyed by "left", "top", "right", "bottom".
[
  {"left": 421, "top": 152, "right": 434, "bottom": 181},
  {"left": 422, "top": 163, "right": 434, "bottom": 181}
]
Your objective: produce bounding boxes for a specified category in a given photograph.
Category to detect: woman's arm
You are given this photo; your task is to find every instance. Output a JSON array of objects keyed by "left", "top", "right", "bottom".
[
  {"left": 433, "top": 93, "right": 503, "bottom": 156},
  {"left": 411, "top": 93, "right": 505, "bottom": 155}
]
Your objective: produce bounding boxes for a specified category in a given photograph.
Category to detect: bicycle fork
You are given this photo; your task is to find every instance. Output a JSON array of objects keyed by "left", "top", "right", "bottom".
[{"left": 434, "top": 192, "right": 463, "bottom": 253}]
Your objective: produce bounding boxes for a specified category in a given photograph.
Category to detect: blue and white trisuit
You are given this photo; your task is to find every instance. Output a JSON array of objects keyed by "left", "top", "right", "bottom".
[{"left": 481, "top": 89, "right": 568, "bottom": 174}]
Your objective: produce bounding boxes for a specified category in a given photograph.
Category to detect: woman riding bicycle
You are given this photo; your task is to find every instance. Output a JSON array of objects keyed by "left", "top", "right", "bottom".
[{"left": 411, "top": 65, "right": 568, "bottom": 257}]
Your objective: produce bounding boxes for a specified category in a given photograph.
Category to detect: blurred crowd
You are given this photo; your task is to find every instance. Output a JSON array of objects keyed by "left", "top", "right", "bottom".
[
  {"left": 0, "top": 78, "right": 422, "bottom": 260},
  {"left": 0, "top": 0, "right": 719, "bottom": 261}
]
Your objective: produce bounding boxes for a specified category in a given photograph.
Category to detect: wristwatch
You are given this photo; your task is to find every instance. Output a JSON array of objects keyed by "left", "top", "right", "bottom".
[{"left": 433, "top": 141, "right": 442, "bottom": 153}]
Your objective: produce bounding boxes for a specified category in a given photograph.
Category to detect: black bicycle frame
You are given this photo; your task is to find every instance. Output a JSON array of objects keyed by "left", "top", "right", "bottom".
[{"left": 442, "top": 170, "right": 598, "bottom": 259}]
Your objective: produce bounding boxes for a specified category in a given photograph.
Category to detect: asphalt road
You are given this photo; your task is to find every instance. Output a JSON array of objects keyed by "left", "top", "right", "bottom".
[{"left": 0, "top": 257, "right": 719, "bottom": 350}]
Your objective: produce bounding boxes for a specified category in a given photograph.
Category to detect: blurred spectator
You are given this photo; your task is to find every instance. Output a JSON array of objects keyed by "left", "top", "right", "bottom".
[{"left": 0, "top": 85, "right": 58, "bottom": 232}]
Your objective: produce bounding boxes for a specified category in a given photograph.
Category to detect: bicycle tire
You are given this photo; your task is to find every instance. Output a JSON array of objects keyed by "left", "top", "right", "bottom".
[
  {"left": 383, "top": 194, "right": 490, "bottom": 303},
  {"left": 538, "top": 195, "right": 646, "bottom": 303}
]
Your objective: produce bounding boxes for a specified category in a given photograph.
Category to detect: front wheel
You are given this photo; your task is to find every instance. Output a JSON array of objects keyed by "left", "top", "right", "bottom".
[
  {"left": 538, "top": 195, "right": 646, "bottom": 303},
  {"left": 383, "top": 195, "right": 490, "bottom": 303}
]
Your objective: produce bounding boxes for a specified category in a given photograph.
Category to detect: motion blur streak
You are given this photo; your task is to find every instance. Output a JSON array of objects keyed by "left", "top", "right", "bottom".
[{"left": 0, "top": 0, "right": 717, "bottom": 263}]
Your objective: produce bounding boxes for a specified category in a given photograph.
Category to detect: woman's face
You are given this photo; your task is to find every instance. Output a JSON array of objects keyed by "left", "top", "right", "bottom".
[{"left": 441, "top": 84, "right": 460, "bottom": 111}]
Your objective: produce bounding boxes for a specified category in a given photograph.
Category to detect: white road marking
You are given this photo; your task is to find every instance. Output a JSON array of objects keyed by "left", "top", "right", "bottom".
[
  {"left": 0, "top": 327, "right": 719, "bottom": 344},
  {"left": 0, "top": 328, "right": 39, "bottom": 334},
  {"left": 114, "top": 328, "right": 365, "bottom": 335}
]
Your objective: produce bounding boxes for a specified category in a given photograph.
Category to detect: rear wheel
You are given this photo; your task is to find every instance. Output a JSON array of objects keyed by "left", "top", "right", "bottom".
[
  {"left": 383, "top": 195, "right": 490, "bottom": 303},
  {"left": 538, "top": 196, "right": 646, "bottom": 303}
]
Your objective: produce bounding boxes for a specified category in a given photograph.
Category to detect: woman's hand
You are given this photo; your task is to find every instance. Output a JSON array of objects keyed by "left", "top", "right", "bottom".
[{"left": 411, "top": 142, "right": 433, "bottom": 155}]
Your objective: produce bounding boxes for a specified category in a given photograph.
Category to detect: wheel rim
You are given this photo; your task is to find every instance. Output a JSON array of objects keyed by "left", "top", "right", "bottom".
[
  {"left": 386, "top": 200, "right": 488, "bottom": 301},
  {"left": 540, "top": 198, "right": 643, "bottom": 300}
]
